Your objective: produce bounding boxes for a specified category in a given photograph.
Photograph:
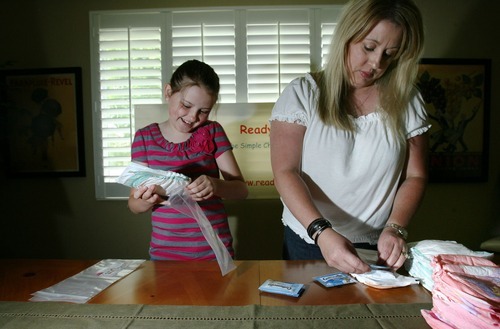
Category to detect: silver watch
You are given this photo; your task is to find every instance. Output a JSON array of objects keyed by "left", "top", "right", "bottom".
[{"left": 385, "top": 223, "right": 408, "bottom": 240}]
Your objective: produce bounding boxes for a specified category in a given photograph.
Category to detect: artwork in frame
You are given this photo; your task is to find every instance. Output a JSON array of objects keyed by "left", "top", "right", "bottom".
[
  {"left": 0, "top": 67, "right": 85, "bottom": 177},
  {"left": 417, "top": 58, "right": 490, "bottom": 183}
]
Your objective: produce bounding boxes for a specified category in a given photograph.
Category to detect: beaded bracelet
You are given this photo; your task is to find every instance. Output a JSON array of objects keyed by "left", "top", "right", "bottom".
[{"left": 307, "top": 218, "right": 332, "bottom": 245}]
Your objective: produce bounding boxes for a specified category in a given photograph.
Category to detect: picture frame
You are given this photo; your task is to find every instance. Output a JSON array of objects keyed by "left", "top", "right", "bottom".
[
  {"left": 0, "top": 67, "right": 85, "bottom": 177},
  {"left": 417, "top": 58, "right": 491, "bottom": 182}
]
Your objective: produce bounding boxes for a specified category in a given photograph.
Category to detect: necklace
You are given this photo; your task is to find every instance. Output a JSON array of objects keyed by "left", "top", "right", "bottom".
[{"left": 352, "top": 86, "right": 376, "bottom": 117}]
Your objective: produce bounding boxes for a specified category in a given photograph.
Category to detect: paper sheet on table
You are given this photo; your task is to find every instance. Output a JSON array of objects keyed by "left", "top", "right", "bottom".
[{"left": 30, "top": 259, "right": 145, "bottom": 303}]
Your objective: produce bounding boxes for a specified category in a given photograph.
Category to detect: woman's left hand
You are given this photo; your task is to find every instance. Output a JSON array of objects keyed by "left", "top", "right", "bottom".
[
  {"left": 186, "top": 175, "right": 216, "bottom": 201},
  {"left": 377, "top": 228, "right": 408, "bottom": 270}
]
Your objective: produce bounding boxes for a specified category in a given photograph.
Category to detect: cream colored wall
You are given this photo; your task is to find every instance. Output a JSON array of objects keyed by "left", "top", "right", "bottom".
[{"left": 0, "top": 0, "right": 498, "bottom": 260}]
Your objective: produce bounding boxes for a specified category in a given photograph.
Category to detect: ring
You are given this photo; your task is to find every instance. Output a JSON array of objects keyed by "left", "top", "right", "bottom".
[{"left": 401, "top": 250, "right": 410, "bottom": 259}]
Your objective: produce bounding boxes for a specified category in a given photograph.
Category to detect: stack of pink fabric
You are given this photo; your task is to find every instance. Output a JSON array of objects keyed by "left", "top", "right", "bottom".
[{"left": 421, "top": 254, "right": 499, "bottom": 328}]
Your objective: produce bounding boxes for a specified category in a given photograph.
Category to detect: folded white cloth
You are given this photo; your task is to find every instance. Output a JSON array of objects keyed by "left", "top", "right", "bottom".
[
  {"left": 404, "top": 240, "right": 493, "bottom": 291},
  {"left": 351, "top": 270, "right": 420, "bottom": 289}
]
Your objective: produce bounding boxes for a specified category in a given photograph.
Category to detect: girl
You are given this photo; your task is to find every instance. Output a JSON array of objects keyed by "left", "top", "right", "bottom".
[{"left": 128, "top": 59, "right": 248, "bottom": 260}]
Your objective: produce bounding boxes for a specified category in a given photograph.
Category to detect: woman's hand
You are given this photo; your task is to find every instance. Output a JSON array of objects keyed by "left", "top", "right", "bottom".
[
  {"left": 186, "top": 175, "right": 215, "bottom": 201},
  {"left": 378, "top": 134, "right": 428, "bottom": 269},
  {"left": 377, "top": 228, "right": 408, "bottom": 270},
  {"left": 317, "top": 228, "right": 371, "bottom": 274}
]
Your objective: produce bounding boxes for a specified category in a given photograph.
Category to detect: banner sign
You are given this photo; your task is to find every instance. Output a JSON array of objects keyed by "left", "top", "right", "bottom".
[{"left": 135, "top": 103, "right": 278, "bottom": 199}]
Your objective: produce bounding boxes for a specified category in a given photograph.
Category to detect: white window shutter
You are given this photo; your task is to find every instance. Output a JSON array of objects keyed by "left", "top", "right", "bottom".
[
  {"left": 98, "top": 25, "right": 162, "bottom": 185},
  {"left": 246, "top": 9, "right": 310, "bottom": 103},
  {"left": 172, "top": 11, "right": 236, "bottom": 103},
  {"left": 318, "top": 7, "right": 343, "bottom": 68}
]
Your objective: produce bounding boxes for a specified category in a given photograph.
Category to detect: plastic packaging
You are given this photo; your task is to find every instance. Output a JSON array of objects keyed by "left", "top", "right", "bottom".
[
  {"left": 168, "top": 184, "right": 236, "bottom": 276},
  {"left": 116, "top": 163, "right": 236, "bottom": 276},
  {"left": 116, "top": 162, "right": 190, "bottom": 195},
  {"left": 259, "top": 279, "right": 305, "bottom": 297},
  {"left": 30, "top": 259, "right": 145, "bottom": 303},
  {"left": 314, "top": 272, "right": 357, "bottom": 288}
]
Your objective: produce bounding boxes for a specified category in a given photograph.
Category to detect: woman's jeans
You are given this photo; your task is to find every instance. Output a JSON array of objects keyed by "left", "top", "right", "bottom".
[{"left": 282, "top": 226, "right": 377, "bottom": 260}]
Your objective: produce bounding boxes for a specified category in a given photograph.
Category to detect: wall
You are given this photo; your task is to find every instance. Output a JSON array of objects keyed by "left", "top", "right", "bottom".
[{"left": 0, "top": 0, "right": 498, "bottom": 260}]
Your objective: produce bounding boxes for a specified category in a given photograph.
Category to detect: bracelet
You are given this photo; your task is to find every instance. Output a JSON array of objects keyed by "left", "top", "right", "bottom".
[
  {"left": 314, "top": 225, "right": 330, "bottom": 245},
  {"left": 306, "top": 218, "right": 328, "bottom": 239},
  {"left": 307, "top": 218, "right": 332, "bottom": 244},
  {"left": 384, "top": 223, "right": 408, "bottom": 240}
]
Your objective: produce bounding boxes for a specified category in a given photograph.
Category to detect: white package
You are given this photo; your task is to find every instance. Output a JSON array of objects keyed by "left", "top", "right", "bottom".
[{"left": 116, "top": 162, "right": 190, "bottom": 195}]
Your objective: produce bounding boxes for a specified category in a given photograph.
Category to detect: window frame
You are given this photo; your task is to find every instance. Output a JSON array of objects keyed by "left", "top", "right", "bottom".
[{"left": 89, "top": 5, "right": 343, "bottom": 200}]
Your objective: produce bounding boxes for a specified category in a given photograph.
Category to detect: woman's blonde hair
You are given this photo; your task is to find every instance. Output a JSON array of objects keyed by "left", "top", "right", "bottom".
[{"left": 317, "top": 0, "right": 424, "bottom": 140}]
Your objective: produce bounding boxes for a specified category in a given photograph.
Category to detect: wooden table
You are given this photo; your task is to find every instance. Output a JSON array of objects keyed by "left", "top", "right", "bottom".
[
  {"left": 259, "top": 260, "right": 431, "bottom": 306},
  {"left": 0, "top": 259, "right": 431, "bottom": 306}
]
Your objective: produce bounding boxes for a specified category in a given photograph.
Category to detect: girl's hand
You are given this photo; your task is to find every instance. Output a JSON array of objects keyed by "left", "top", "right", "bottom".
[
  {"left": 133, "top": 185, "right": 168, "bottom": 205},
  {"left": 186, "top": 175, "right": 215, "bottom": 201}
]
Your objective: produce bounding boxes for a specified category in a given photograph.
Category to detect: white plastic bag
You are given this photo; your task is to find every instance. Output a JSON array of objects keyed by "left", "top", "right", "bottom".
[
  {"left": 30, "top": 259, "right": 145, "bottom": 303},
  {"left": 116, "top": 163, "right": 236, "bottom": 276},
  {"left": 168, "top": 185, "right": 236, "bottom": 276}
]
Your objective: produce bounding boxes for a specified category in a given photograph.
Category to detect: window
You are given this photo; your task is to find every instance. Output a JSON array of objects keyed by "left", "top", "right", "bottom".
[
  {"left": 90, "top": 6, "right": 342, "bottom": 199},
  {"left": 171, "top": 11, "right": 237, "bottom": 103}
]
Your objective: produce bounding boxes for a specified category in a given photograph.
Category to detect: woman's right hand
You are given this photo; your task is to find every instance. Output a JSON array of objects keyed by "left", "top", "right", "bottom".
[{"left": 316, "top": 228, "right": 371, "bottom": 274}]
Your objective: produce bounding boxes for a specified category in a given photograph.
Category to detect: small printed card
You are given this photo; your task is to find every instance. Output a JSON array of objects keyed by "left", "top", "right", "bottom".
[
  {"left": 313, "top": 272, "right": 357, "bottom": 288},
  {"left": 259, "top": 279, "right": 305, "bottom": 297}
]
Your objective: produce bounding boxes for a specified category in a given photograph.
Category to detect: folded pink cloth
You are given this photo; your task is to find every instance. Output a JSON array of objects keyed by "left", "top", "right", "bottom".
[
  {"left": 421, "top": 309, "right": 457, "bottom": 329},
  {"left": 422, "top": 254, "right": 499, "bottom": 329}
]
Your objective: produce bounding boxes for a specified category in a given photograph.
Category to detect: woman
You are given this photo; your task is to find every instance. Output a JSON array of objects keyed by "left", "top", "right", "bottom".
[{"left": 270, "top": 0, "right": 429, "bottom": 274}]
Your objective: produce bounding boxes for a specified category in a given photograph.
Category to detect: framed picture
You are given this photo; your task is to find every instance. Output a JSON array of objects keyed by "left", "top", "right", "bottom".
[
  {"left": 0, "top": 67, "right": 85, "bottom": 177},
  {"left": 417, "top": 58, "right": 491, "bottom": 182}
]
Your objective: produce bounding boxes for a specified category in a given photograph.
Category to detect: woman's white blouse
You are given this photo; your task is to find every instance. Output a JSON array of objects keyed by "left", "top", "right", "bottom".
[{"left": 270, "top": 73, "right": 431, "bottom": 244}]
